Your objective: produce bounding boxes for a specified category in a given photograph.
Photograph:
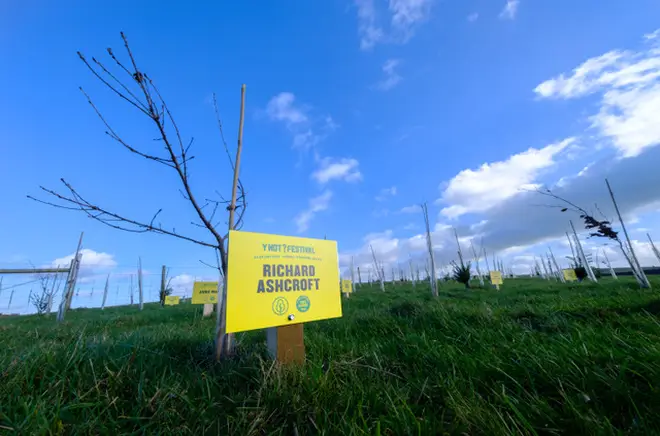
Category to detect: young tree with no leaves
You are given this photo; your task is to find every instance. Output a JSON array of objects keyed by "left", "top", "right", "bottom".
[{"left": 28, "top": 33, "right": 247, "bottom": 358}]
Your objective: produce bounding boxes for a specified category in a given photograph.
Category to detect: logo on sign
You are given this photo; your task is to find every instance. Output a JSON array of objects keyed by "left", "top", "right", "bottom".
[
  {"left": 272, "top": 297, "right": 289, "bottom": 316},
  {"left": 296, "top": 296, "right": 310, "bottom": 312}
]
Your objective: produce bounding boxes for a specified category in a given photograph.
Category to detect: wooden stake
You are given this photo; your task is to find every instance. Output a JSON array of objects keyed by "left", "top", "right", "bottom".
[
  {"left": 138, "top": 258, "right": 144, "bottom": 311},
  {"left": 570, "top": 221, "right": 597, "bottom": 282},
  {"left": 267, "top": 323, "right": 305, "bottom": 364},
  {"left": 58, "top": 232, "right": 83, "bottom": 322},
  {"left": 101, "top": 275, "right": 109, "bottom": 310},
  {"left": 606, "top": 179, "right": 650, "bottom": 288},
  {"left": 160, "top": 265, "right": 167, "bottom": 306},
  {"left": 421, "top": 202, "right": 438, "bottom": 297},
  {"left": 470, "top": 242, "right": 485, "bottom": 287},
  {"left": 602, "top": 249, "right": 617, "bottom": 279},
  {"left": 216, "top": 84, "right": 246, "bottom": 360}
]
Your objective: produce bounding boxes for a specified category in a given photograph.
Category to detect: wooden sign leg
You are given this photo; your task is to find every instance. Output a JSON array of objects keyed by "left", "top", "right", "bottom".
[{"left": 267, "top": 324, "right": 305, "bottom": 364}]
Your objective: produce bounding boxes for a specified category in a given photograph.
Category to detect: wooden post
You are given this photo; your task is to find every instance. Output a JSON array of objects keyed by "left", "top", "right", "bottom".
[
  {"left": 606, "top": 179, "right": 650, "bottom": 288},
  {"left": 216, "top": 84, "right": 247, "bottom": 360},
  {"left": 470, "top": 242, "right": 485, "bottom": 287},
  {"left": 409, "top": 260, "right": 416, "bottom": 288},
  {"left": 130, "top": 275, "right": 134, "bottom": 305},
  {"left": 267, "top": 323, "right": 305, "bottom": 364},
  {"left": 351, "top": 257, "right": 357, "bottom": 291},
  {"left": 549, "top": 247, "right": 565, "bottom": 283},
  {"left": 602, "top": 249, "right": 618, "bottom": 279},
  {"left": 64, "top": 232, "right": 84, "bottom": 312},
  {"left": 138, "top": 258, "right": 144, "bottom": 311},
  {"left": 370, "top": 245, "right": 386, "bottom": 292},
  {"left": 57, "top": 233, "right": 83, "bottom": 322},
  {"left": 647, "top": 233, "right": 660, "bottom": 265},
  {"left": 160, "top": 265, "right": 167, "bottom": 306},
  {"left": 357, "top": 266, "right": 362, "bottom": 285},
  {"left": 421, "top": 202, "right": 438, "bottom": 297},
  {"left": 101, "top": 275, "right": 109, "bottom": 310}
]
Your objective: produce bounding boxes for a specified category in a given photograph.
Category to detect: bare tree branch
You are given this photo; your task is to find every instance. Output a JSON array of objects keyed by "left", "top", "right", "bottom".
[{"left": 28, "top": 32, "right": 248, "bottom": 278}]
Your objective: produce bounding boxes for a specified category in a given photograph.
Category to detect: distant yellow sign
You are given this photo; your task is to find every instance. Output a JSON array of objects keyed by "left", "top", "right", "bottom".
[
  {"left": 226, "top": 230, "right": 342, "bottom": 333},
  {"left": 164, "top": 296, "right": 180, "bottom": 306},
  {"left": 192, "top": 281, "right": 218, "bottom": 305},
  {"left": 490, "top": 271, "right": 503, "bottom": 285},
  {"left": 341, "top": 279, "right": 353, "bottom": 294},
  {"left": 563, "top": 269, "right": 578, "bottom": 282}
]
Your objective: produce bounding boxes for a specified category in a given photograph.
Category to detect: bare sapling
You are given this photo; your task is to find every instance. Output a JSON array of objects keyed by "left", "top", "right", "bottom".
[
  {"left": 30, "top": 272, "right": 63, "bottom": 315},
  {"left": 27, "top": 33, "right": 248, "bottom": 357}
]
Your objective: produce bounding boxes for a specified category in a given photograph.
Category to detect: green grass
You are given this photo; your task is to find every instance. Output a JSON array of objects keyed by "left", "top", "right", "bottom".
[{"left": 2, "top": 277, "right": 660, "bottom": 434}]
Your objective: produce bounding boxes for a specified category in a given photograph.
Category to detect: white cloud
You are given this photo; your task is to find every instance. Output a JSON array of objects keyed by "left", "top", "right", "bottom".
[
  {"left": 376, "top": 186, "right": 397, "bottom": 201},
  {"left": 467, "top": 13, "right": 479, "bottom": 23},
  {"left": 355, "top": 0, "right": 384, "bottom": 50},
  {"left": 403, "top": 222, "right": 418, "bottom": 230},
  {"left": 295, "top": 190, "right": 333, "bottom": 233},
  {"left": 497, "top": 0, "right": 519, "bottom": 20},
  {"left": 312, "top": 157, "right": 362, "bottom": 184},
  {"left": 266, "top": 92, "right": 335, "bottom": 150},
  {"left": 51, "top": 248, "right": 116, "bottom": 269},
  {"left": 438, "top": 138, "right": 575, "bottom": 218},
  {"left": 535, "top": 32, "right": 660, "bottom": 157},
  {"left": 499, "top": 0, "right": 519, "bottom": 20},
  {"left": 266, "top": 92, "right": 308, "bottom": 125},
  {"left": 354, "top": 0, "right": 432, "bottom": 50},
  {"left": 374, "top": 59, "right": 402, "bottom": 91},
  {"left": 400, "top": 205, "right": 420, "bottom": 214}
]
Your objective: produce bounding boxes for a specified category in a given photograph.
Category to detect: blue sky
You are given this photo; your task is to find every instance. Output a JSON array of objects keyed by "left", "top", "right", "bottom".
[{"left": 2, "top": 0, "right": 660, "bottom": 313}]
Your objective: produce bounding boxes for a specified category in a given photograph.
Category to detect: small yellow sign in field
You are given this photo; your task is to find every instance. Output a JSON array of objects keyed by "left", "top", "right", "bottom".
[
  {"left": 490, "top": 271, "right": 503, "bottom": 285},
  {"left": 563, "top": 269, "right": 578, "bottom": 282},
  {"left": 164, "top": 295, "right": 180, "bottom": 305},
  {"left": 226, "top": 230, "right": 342, "bottom": 333},
  {"left": 341, "top": 279, "right": 353, "bottom": 294},
  {"left": 192, "top": 281, "right": 218, "bottom": 304}
]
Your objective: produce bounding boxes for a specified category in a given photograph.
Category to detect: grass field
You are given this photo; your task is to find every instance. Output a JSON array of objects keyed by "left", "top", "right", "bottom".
[{"left": 2, "top": 277, "right": 660, "bottom": 435}]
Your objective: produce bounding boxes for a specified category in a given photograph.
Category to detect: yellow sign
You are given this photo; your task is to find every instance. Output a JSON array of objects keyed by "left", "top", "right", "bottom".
[
  {"left": 341, "top": 279, "right": 353, "bottom": 294},
  {"left": 490, "top": 271, "right": 503, "bottom": 285},
  {"left": 563, "top": 269, "right": 578, "bottom": 282},
  {"left": 226, "top": 230, "right": 342, "bottom": 333},
  {"left": 164, "top": 295, "right": 180, "bottom": 305},
  {"left": 192, "top": 281, "right": 218, "bottom": 304}
]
